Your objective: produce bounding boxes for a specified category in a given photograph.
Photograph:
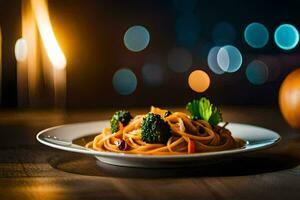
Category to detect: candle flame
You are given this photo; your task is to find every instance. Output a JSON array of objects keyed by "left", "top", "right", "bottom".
[
  {"left": 15, "top": 38, "right": 28, "bottom": 61},
  {"left": 31, "top": 0, "right": 66, "bottom": 69}
]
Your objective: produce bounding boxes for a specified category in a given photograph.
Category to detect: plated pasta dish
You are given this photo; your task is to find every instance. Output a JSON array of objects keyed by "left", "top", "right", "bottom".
[{"left": 86, "top": 97, "right": 244, "bottom": 155}]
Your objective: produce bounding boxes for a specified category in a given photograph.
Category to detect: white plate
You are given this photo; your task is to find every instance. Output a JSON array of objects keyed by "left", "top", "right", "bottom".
[{"left": 36, "top": 121, "right": 281, "bottom": 168}]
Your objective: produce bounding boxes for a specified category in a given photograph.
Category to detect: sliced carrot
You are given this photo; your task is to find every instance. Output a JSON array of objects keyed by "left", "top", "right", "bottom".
[
  {"left": 114, "top": 122, "right": 124, "bottom": 139},
  {"left": 188, "top": 138, "right": 195, "bottom": 154},
  {"left": 118, "top": 122, "right": 124, "bottom": 130},
  {"left": 150, "top": 106, "right": 168, "bottom": 117}
]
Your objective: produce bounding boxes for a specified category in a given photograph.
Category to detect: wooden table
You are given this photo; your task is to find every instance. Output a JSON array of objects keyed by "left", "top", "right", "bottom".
[{"left": 0, "top": 107, "right": 300, "bottom": 200}]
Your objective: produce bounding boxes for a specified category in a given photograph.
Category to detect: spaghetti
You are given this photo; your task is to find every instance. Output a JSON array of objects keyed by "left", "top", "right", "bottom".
[{"left": 86, "top": 107, "right": 243, "bottom": 155}]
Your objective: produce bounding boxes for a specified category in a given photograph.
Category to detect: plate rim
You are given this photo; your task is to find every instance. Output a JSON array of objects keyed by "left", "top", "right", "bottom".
[{"left": 36, "top": 121, "right": 281, "bottom": 159}]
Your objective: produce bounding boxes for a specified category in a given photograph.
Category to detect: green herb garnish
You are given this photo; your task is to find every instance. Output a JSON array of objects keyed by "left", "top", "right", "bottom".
[
  {"left": 209, "top": 106, "right": 222, "bottom": 126},
  {"left": 186, "top": 97, "right": 222, "bottom": 126}
]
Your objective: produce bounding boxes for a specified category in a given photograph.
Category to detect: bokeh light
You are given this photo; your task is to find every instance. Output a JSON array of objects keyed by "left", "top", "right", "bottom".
[
  {"left": 246, "top": 60, "right": 269, "bottom": 85},
  {"left": 124, "top": 25, "right": 150, "bottom": 52},
  {"left": 142, "top": 63, "right": 163, "bottom": 86},
  {"left": 207, "top": 46, "right": 224, "bottom": 75},
  {"left": 212, "top": 22, "right": 236, "bottom": 45},
  {"left": 217, "top": 45, "right": 243, "bottom": 73},
  {"left": 15, "top": 38, "right": 28, "bottom": 61},
  {"left": 172, "top": 0, "right": 197, "bottom": 13},
  {"left": 188, "top": 70, "right": 210, "bottom": 93},
  {"left": 167, "top": 48, "right": 192, "bottom": 73},
  {"left": 244, "top": 23, "right": 269, "bottom": 48},
  {"left": 112, "top": 68, "right": 137, "bottom": 95},
  {"left": 274, "top": 24, "right": 299, "bottom": 50},
  {"left": 175, "top": 14, "right": 200, "bottom": 49}
]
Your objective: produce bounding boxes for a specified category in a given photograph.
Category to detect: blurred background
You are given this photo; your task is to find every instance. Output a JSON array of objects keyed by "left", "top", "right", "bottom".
[{"left": 0, "top": 0, "right": 300, "bottom": 109}]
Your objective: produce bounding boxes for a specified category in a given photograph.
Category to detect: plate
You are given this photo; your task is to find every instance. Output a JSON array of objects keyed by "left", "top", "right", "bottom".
[{"left": 36, "top": 121, "right": 281, "bottom": 168}]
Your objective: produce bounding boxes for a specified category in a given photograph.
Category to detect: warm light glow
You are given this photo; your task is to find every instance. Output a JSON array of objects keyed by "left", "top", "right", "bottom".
[
  {"left": 15, "top": 38, "right": 28, "bottom": 61},
  {"left": 188, "top": 70, "right": 210, "bottom": 93},
  {"left": 31, "top": 0, "right": 66, "bottom": 69},
  {"left": 22, "top": 0, "right": 39, "bottom": 107}
]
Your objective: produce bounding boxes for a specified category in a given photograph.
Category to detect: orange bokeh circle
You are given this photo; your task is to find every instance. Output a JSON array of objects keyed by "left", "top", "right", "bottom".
[{"left": 188, "top": 70, "right": 210, "bottom": 93}]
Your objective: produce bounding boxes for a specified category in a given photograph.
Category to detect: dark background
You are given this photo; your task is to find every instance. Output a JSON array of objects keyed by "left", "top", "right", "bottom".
[{"left": 1, "top": 0, "right": 300, "bottom": 109}]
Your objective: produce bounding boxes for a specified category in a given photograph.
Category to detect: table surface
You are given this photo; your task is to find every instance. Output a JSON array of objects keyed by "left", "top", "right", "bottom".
[{"left": 0, "top": 106, "right": 300, "bottom": 200}]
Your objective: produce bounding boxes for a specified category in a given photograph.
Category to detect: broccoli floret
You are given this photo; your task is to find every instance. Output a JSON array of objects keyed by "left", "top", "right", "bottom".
[
  {"left": 141, "top": 113, "right": 171, "bottom": 144},
  {"left": 110, "top": 111, "right": 133, "bottom": 133}
]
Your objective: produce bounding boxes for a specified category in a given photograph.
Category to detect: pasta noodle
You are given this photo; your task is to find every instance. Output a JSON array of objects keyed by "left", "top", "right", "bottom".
[{"left": 86, "top": 107, "right": 244, "bottom": 155}]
